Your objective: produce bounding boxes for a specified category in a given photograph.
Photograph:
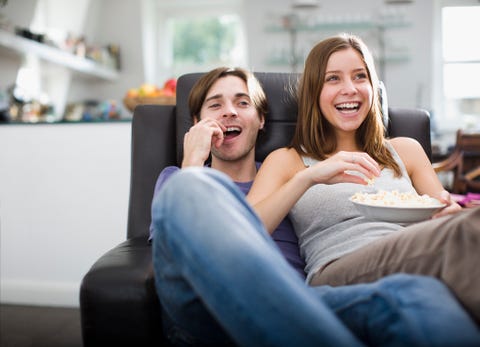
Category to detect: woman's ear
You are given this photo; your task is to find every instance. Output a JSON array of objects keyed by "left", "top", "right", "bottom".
[{"left": 193, "top": 115, "right": 200, "bottom": 124}]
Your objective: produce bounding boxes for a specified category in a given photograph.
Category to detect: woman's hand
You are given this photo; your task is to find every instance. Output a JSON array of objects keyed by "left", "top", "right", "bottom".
[
  {"left": 432, "top": 190, "right": 462, "bottom": 218},
  {"left": 306, "top": 151, "right": 381, "bottom": 185}
]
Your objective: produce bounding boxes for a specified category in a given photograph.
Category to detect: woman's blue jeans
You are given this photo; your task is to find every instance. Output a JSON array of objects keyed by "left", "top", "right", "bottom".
[{"left": 152, "top": 167, "right": 480, "bottom": 347}]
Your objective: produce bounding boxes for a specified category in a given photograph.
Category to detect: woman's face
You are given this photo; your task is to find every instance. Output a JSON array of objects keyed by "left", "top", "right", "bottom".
[{"left": 319, "top": 47, "right": 373, "bottom": 136}]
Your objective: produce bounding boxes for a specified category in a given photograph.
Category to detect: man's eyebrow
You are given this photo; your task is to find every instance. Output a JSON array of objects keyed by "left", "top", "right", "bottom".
[
  {"left": 235, "top": 92, "right": 251, "bottom": 99},
  {"left": 205, "top": 94, "right": 222, "bottom": 103},
  {"left": 205, "top": 92, "right": 251, "bottom": 103}
]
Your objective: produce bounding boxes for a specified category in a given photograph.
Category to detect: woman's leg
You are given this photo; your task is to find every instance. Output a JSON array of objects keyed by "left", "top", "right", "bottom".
[{"left": 311, "top": 207, "right": 480, "bottom": 323}]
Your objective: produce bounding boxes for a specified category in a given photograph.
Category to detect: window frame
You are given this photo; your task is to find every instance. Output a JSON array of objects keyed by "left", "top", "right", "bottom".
[
  {"left": 142, "top": 0, "right": 247, "bottom": 84},
  {"left": 432, "top": 0, "right": 480, "bottom": 136}
]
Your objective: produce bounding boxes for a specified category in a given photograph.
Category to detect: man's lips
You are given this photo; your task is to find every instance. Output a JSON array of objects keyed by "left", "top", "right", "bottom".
[{"left": 223, "top": 126, "right": 242, "bottom": 140}]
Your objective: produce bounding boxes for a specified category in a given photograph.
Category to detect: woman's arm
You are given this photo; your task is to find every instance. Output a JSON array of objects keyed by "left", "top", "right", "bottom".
[
  {"left": 390, "top": 137, "right": 461, "bottom": 217},
  {"left": 247, "top": 148, "right": 308, "bottom": 233},
  {"left": 248, "top": 148, "right": 381, "bottom": 233}
]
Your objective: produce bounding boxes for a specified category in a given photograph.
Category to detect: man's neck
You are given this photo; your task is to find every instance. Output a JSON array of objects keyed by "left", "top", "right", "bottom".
[{"left": 211, "top": 158, "right": 257, "bottom": 183}]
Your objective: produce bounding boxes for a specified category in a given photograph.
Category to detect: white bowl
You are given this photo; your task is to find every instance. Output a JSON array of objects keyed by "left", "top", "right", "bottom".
[{"left": 350, "top": 198, "right": 446, "bottom": 224}]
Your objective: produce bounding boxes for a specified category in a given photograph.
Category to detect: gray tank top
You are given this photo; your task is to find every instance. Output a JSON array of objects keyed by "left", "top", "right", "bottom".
[{"left": 289, "top": 143, "right": 415, "bottom": 283}]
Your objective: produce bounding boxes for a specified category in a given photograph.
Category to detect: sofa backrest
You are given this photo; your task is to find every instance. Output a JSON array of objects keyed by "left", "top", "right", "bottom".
[{"left": 127, "top": 72, "right": 431, "bottom": 239}]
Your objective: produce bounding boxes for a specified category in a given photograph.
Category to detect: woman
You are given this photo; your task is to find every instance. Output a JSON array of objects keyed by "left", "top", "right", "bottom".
[{"left": 247, "top": 33, "right": 480, "bottom": 323}]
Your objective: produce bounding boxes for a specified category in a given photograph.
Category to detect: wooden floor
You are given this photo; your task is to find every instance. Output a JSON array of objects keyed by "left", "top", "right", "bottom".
[{"left": 0, "top": 304, "right": 82, "bottom": 347}]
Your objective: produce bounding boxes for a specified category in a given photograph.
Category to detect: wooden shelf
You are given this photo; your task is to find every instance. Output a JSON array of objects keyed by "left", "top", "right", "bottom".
[{"left": 0, "top": 29, "right": 119, "bottom": 81}]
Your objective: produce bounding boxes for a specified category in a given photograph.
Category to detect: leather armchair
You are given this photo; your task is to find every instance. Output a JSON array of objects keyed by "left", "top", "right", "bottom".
[{"left": 79, "top": 72, "right": 432, "bottom": 346}]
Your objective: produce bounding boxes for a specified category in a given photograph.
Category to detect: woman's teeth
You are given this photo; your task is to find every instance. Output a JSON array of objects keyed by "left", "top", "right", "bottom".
[{"left": 336, "top": 102, "right": 360, "bottom": 112}]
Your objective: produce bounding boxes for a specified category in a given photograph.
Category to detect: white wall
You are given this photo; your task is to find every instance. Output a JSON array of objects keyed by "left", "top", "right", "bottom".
[{"left": 0, "top": 123, "right": 130, "bottom": 307}]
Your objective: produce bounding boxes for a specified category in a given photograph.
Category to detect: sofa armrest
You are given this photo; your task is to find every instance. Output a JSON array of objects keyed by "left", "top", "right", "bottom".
[
  {"left": 80, "top": 236, "right": 166, "bottom": 346},
  {"left": 128, "top": 104, "right": 177, "bottom": 239}
]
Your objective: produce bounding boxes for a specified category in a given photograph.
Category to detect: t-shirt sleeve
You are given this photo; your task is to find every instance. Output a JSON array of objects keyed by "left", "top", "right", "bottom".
[{"left": 148, "top": 166, "right": 180, "bottom": 241}]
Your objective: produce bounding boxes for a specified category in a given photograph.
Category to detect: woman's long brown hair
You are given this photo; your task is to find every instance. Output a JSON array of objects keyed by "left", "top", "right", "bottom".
[{"left": 290, "top": 34, "right": 401, "bottom": 177}]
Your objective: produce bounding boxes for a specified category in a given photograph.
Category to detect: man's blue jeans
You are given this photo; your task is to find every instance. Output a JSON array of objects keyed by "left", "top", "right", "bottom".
[{"left": 152, "top": 167, "right": 480, "bottom": 347}]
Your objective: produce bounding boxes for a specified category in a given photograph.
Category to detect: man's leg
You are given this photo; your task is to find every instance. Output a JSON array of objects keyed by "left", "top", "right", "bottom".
[
  {"left": 311, "top": 207, "right": 480, "bottom": 323},
  {"left": 152, "top": 167, "right": 363, "bottom": 347},
  {"left": 315, "top": 274, "right": 480, "bottom": 347}
]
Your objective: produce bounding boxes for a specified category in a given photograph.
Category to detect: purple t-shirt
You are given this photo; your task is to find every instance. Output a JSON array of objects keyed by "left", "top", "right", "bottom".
[{"left": 149, "top": 164, "right": 306, "bottom": 278}]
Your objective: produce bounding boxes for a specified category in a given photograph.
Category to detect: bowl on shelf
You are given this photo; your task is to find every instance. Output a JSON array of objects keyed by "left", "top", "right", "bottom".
[{"left": 123, "top": 95, "right": 176, "bottom": 112}]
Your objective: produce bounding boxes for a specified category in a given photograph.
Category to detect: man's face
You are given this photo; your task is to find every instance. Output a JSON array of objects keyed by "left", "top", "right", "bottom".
[{"left": 199, "top": 75, "right": 264, "bottom": 162}]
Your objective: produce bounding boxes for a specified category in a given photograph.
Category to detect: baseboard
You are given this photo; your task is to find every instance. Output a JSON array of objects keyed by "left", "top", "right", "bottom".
[{"left": 0, "top": 279, "right": 80, "bottom": 308}]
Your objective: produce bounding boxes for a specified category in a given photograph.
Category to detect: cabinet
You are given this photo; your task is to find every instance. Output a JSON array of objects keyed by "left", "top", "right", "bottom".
[
  {"left": 264, "top": 13, "right": 411, "bottom": 76},
  {"left": 0, "top": 29, "right": 119, "bottom": 80}
]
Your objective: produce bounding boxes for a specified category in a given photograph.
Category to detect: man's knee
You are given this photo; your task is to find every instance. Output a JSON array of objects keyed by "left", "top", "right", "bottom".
[{"left": 162, "top": 167, "right": 232, "bottom": 198}]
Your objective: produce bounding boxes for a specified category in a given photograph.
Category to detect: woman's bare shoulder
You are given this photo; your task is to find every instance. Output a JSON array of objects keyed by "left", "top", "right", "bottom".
[
  {"left": 263, "top": 147, "right": 303, "bottom": 166},
  {"left": 388, "top": 137, "right": 424, "bottom": 154}
]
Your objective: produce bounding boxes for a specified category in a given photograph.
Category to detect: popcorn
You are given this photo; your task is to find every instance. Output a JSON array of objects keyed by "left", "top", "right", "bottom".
[{"left": 350, "top": 190, "right": 441, "bottom": 207}]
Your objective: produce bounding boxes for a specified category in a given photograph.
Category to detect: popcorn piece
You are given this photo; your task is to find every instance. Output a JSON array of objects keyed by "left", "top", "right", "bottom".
[{"left": 350, "top": 190, "right": 440, "bottom": 207}]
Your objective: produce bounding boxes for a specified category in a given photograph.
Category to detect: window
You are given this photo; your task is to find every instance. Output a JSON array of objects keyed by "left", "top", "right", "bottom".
[
  {"left": 169, "top": 14, "right": 245, "bottom": 77},
  {"left": 143, "top": 0, "right": 247, "bottom": 84},
  {"left": 435, "top": 1, "right": 480, "bottom": 135}
]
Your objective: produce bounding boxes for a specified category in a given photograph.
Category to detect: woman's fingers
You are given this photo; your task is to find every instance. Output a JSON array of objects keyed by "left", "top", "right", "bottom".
[{"left": 341, "top": 151, "right": 381, "bottom": 181}]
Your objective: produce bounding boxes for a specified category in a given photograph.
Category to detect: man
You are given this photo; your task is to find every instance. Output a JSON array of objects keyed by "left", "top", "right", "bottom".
[{"left": 150, "top": 67, "right": 480, "bottom": 347}]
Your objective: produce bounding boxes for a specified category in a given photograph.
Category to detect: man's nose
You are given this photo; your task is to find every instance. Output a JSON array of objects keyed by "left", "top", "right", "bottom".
[{"left": 222, "top": 103, "right": 238, "bottom": 117}]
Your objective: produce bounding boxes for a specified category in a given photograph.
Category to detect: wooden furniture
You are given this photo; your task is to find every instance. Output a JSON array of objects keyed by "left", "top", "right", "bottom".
[{"left": 433, "top": 129, "right": 480, "bottom": 194}]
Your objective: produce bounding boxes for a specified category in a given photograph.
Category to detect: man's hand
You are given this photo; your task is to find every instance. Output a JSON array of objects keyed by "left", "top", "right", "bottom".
[{"left": 181, "top": 119, "right": 226, "bottom": 167}]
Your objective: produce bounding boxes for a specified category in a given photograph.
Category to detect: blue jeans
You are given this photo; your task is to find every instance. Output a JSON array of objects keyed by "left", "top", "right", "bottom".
[{"left": 152, "top": 167, "right": 480, "bottom": 347}]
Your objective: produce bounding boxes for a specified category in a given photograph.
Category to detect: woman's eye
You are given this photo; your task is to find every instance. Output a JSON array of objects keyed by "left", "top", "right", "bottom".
[
  {"left": 355, "top": 72, "right": 368, "bottom": 80},
  {"left": 208, "top": 103, "right": 220, "bottom": 108},
  {"left": 325, "top": 75, "right": 338, "bottom": 82}
]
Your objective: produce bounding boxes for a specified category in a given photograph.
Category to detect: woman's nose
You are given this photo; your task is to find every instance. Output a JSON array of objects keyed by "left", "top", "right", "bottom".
[{"left": 341, "top": 80, "right": 357, "bottom": 94}]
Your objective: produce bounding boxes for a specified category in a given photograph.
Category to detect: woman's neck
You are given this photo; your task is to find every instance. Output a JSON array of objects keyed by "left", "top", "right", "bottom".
[{"left": 335, "top": 131, "right": 360, "bottom": 152}]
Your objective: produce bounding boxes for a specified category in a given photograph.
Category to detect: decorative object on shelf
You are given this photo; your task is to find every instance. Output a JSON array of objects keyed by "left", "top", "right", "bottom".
[
  {"left": 63, "top": 100, "right": 122, "bottom": 122},
  {"left": 0, "top": 29, "right": 119, "bottom": 80},
  {"left": 123, "top": 79, "right": 177, "bottom": 112},
  {"left": 291, "top": 0, "right": 319, "bottom": 10}
]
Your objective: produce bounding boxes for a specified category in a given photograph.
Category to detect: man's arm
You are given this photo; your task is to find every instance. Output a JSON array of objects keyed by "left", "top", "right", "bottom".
[{"left": 182, "top": 118, "right": 225, "bottom": 167}]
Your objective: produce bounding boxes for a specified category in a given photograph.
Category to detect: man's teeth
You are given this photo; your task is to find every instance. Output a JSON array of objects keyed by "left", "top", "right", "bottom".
[{"left": 224, "top": 126, "right": 241, "bottom": 135}]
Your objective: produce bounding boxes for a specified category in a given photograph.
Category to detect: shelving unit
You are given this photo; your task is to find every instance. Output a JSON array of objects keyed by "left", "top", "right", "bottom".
[
  {"left": 264, "top": 13, "right": 411, "bottom": 76},
  {"left": 0, "top": 29, "right": 119, "bottom": 81}
]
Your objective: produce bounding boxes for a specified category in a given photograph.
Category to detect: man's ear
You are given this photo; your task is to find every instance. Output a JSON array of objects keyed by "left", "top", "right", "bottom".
[{"left": 259, "top": 115, "right": 265, "bottom": 130}]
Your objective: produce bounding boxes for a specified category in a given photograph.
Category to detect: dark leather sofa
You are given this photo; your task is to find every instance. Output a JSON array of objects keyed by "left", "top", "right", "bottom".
[{"left": 79, "top": 72, "right": 432, "bottom": 346}]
